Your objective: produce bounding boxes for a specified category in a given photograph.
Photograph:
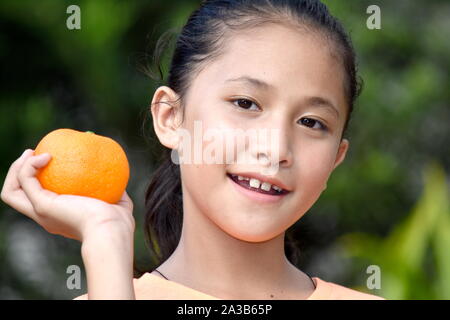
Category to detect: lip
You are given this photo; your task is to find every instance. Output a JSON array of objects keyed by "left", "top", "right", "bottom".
[
  {"left": 227, "top": 171, "right": 292, "bottom": 192},
  {"left": 227, "top": 174, "right": 290, "bottom": 204}
]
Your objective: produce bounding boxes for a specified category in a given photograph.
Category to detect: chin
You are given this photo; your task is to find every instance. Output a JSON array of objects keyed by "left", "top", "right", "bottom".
[
  {"left": 231, "top": 231, "right": 282, "bottom": 243},
  {"left": 214, "top": 218, "right": 284, "bottom": 243}
]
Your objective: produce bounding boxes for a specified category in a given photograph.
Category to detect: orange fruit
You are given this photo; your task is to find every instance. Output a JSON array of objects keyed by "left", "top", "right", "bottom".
[{"left": 34, "top": 128, "right": 130, "bottom": 204}]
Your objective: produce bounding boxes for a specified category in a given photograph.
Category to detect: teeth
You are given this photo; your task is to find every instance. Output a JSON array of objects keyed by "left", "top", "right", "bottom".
[
  {"left": 231, "top": 174, "right": 284, "bottom": 193},
  {"left": 249, "top": 178, "right": 278, "bottom": 193},
  {"left": 272, "top": 185, "right": 282, "bottom": 192},
  {"left": 261, "top": 182, "right": 272, "bottom": 191},
  {"left": 249, "top": 178, "right": 261, "bottom": 188}
]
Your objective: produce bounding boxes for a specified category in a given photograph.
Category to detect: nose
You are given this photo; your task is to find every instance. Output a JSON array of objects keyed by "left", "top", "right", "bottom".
[
  {"left": 274, "top": 127, "right": 293, "bottom": 168},
  {"left": 249, "top": 119, "right": 293, "bottom": 173}
]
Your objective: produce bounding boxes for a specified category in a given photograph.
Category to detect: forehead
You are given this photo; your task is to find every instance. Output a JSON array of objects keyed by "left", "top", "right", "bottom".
[{"left": 189, "top": 24, "right": 347, "bottom": 113}]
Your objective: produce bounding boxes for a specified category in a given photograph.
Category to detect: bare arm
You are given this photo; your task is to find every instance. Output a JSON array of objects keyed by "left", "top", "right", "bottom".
[{"left": 81, "top": 225, "right": 135, "bottom": 299}]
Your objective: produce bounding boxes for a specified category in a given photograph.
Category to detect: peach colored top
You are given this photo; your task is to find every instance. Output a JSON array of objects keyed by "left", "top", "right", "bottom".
[{"left": 74, "top": 273, "right": 385, "bottom": 300}]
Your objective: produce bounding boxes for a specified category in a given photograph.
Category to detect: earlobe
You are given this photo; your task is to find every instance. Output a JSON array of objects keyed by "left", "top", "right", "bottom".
[{"left": 150, "top": 86, "right": 183, "bottom": 150}]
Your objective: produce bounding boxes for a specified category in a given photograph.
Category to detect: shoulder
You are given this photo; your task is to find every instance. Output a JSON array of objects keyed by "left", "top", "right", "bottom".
[
  {"left": 310, "top": 277, "right": 386, "bottom": 300},
  {"left": 73, "top": 276, "right": 143, "bottom": 300},
  {"left": 73, "top": 273, "right": 219, "bottom": 300}
]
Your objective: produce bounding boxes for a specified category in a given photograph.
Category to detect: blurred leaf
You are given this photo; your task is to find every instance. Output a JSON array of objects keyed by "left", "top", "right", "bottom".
[{"left": 339, "top": 161, "right": 450, "bottom": 299}]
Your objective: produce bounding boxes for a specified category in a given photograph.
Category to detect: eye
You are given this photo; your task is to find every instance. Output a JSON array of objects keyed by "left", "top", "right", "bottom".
[
  {"left": 231, "top": 98, "right": 261, "bottom": 111},
  {"left": 299, "top": 117, "right": 328, "bottom": 131}
]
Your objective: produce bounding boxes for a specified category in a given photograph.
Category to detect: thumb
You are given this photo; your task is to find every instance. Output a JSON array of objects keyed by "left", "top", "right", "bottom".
[{"left": 34, "top": 153, "right": 52, "bottom": 166}]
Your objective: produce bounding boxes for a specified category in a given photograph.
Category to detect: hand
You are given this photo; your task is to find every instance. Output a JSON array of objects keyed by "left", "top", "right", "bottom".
[{"left": 1, "top": 149, "right": 135, "bottom": 241}]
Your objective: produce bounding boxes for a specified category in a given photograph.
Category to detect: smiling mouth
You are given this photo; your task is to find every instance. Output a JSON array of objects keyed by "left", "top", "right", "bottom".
[{"left": 226, "top": 173, "right": 290, "bottom": 196}]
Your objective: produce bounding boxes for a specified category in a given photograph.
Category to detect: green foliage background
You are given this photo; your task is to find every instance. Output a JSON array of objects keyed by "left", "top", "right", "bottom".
[{"left": 0, "top": 0, "right": 449, "bottom": 299}]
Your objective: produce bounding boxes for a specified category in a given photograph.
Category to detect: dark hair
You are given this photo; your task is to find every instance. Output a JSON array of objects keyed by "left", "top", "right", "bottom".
[{"left": 140, "top": 0, "right": 362, "bottom": 275}]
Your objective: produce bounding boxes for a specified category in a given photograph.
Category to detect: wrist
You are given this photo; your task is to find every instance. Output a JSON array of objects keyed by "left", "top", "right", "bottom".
[
  {"left": 81, "top": 217, "right": 134, "bottom": 243},
  {"left": 81, "top": 224, "right": 134, "bottom": 259}
]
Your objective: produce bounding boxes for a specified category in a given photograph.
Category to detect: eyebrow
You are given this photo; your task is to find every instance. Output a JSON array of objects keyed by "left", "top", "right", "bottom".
[
  {"left": 225, "top": 75, "right": 272, "bottom": 90},
  {"left": 224, "top": 75, "right": 340, "bottom": 118}
]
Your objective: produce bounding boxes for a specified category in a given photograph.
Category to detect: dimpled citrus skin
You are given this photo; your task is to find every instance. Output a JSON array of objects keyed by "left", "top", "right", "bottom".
[{"left": 34, "top": 128, "right": 130, "bottom": 204}]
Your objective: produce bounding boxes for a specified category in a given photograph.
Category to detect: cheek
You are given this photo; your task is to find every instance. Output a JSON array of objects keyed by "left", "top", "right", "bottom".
[
  {"left": 180, "top": 106, "right": 237, "bottom": 166},
  {"left": 288, "top": 142, "right": 337, "bottom": 212},
  {"left": 295, "top": 139, "right": 337, "bottom": 180},
  {"left": 180, "top": 162, "right": 226, "bottom": 220}
]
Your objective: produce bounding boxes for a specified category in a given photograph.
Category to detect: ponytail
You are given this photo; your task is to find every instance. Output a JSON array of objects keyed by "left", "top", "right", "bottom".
[{"left": 141, "top": 148, "right": 183, "bottom": 273}]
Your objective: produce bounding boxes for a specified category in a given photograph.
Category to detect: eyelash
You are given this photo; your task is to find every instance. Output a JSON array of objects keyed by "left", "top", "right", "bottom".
[{"left": 230, "top": 98, "right": 329, "bottom": 131}]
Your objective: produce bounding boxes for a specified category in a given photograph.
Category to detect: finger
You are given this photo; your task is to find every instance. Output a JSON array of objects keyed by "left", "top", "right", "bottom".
[
  {"left": 2, "top": 149, "right": 34, "bottom": 195},
  {"left": 1, "top": 150, "right": 36, "bottom": 216},
  {"left": 18, "top": 153, "right": 58, "bottom": 215},
  {"left": 3, "top": 189, "right": 36, "bottom": 218}
]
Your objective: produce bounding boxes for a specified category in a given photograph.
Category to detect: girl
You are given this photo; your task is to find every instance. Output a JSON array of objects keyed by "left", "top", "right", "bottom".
[{"left": 1, "top": 0, "right": 385, "bottom": 299}]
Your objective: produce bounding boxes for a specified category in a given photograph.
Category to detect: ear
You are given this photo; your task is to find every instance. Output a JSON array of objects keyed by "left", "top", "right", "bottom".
[
  {"left": 332, "top": 138, "right": 349, "bottom": 171},
  {"left": 150, "top": 86, "right": 183, "bottom": 149},
  {"left": 322, "top": 139, "right": 349, "bottom": 191}
]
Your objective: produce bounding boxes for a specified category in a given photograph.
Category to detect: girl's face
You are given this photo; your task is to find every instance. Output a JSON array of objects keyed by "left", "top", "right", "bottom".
[{"left": 157, "top": 24, "right": 349, "bottom": 242}]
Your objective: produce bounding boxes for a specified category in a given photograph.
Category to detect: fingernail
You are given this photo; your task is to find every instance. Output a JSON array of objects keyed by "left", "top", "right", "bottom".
[{"left": 37, "top": 153, "right": 51, "bottom": 159}]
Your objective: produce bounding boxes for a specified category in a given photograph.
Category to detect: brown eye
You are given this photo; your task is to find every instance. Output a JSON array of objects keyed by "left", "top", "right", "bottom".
[
  {"left": 299, "top": 117, "right": 328, "bottom": 131},
  {"left": 232, "top": 98, "right": 260, "bottom": 111}
]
